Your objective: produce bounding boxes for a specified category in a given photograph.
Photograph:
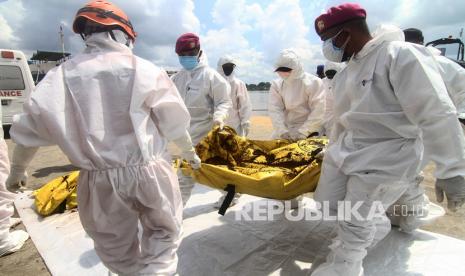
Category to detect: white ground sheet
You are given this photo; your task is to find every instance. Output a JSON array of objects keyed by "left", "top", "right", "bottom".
[{"left": 15, "top": 185, "right": 465, "bottom": 276}]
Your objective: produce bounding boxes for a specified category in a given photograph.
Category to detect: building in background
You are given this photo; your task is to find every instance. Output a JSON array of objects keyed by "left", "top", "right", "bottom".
[{"left": 28, "top": 50, "right": 71, "bottom": 84}]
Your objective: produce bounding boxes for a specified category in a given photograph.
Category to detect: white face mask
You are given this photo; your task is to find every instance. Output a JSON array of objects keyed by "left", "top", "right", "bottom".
[
  {"left": 322, "top": 30, "right": 350, "bottom": 63},
  {"left": 277, "top": 71, "right": 291, "bottom": 79}
]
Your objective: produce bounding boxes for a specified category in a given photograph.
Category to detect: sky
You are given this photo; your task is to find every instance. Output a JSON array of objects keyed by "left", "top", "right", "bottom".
[{"left": 1, "top": 0, "right": 464, "bottom": 83}]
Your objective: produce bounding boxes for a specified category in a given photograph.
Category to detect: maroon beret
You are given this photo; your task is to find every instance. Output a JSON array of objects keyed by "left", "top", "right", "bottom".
[
  {"left": 175, "top": 33, "right": 200, "bottom": 54},
  {"left": 315, "top": 3, "right": 366, "bottom": 37}
]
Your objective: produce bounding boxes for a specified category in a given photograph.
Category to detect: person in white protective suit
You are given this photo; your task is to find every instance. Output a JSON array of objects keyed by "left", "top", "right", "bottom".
[
  {"left": 394, "top": 28, "right": 465, "bottom": 231},
  {"left": 217, "top": 56, "right": 252, "bottom": 137},
  {"left": 8, "top": 1, "right": 201, "bottom": 275},
  {"left": 214, "top": 55, "right": 252, "bottom": 207},
  {"left": 312, "top": 3, "right": 465, "bottom": 276},
  {"left": 404, "top": 28, "right": 465, "bottom": 124},
  {"left": 268, "top": 49, "right": 325, "bottom": 209},
  {"left": 321, "top": 61, "right": 346, "bottom": 137},
  {"left": 171, "top": 33, "right": 232, "bottom": 207},
  {"left": 0, "top": 102, "right": 29, "bottom": 257},
  {"left": 268, "top": 49, "right": 326, "bottom": 140}
]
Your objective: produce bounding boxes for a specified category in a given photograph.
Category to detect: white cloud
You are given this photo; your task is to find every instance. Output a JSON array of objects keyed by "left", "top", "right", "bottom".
[
  {"left": 0, "top": 14, "right": 14, "bottom": 47},
  {"left": 254, "top": 0, "right": 325, "bottom": 75},
  {"left": 201, "top": 0, "right": 325, "bottom": 83},
  {"left": 201, "top": 0, "right": 270, "bottom": 83},
  {"left": 257, "top": 0, "right": 311, "bottom": 59},
  {"left": 0, "top": 0, "right": 25, "bottom": 48}
]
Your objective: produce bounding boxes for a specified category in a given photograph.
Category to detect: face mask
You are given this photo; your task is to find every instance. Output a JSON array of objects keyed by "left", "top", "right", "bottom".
[
  {"left": 322, "top": 30, "right": 350, "bottom": 63},
  {"left": 222, "top": 64, "right": 235, "bottom": 76},
  {"left": 179, "top": 55, "right": 199, "bottom": 70},
  {"left": 277, "top": 71, "right": 291, "bottom": 79}
]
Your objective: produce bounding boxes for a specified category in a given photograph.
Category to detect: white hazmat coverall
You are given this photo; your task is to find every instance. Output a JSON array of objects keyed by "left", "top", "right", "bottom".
[
  {"left": 217, "top": 56, "right": 252, "bottom": 137},
  {"left": 427, "top": 46, "right": 465, "bottom": 120},
  {"left": 10, "top": 33, "right": 190, "bottom": 275},
  {"left": 313, "top": 25, "right": 465, "bottom": 275},
  {"left": 172, "top": 52, "right": 231, "bottom": 206},
  {"left": 393, "top": 46, "right": 465, "bottom": 232},
  {"left": 410, "top": 47, "right": 465, "bottom": 211},
  {"left": 321, "top": 61, "right": 346, "bottom": 137},
  {"left": 0, "top": 104, "right": 29, "bottom": 257},
  {"left": 268, "top": 49, "right": 326, "bottom": 140}
]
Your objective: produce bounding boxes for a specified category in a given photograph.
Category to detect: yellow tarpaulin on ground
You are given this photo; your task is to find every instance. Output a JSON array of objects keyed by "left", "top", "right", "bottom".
[
  {"left": 33, "top": 171, "right": 79, "bottom": 216},
  {"left": 181, "top": 127, "right": 328, "bottom": 200}
]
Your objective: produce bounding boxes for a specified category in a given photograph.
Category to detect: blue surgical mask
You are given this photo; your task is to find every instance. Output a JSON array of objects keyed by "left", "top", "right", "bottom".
[
  {"left": 179, "top": 55, "right": 199, "bottom": 70},
  {"left": 322, "top": 30, "right": 350, "bottom": 63}
]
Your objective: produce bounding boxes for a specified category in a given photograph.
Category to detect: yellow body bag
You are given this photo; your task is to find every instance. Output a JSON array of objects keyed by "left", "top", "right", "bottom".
[
  {"left": 33, "top": 171, "right": 79, "bottom": 216},
  {"left": 181, "top": 127, "right": 327, "bottom": 200}
]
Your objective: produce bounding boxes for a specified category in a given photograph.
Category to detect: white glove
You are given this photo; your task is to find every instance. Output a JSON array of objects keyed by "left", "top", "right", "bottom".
[
  {"left": 435, "top": 176, "right": 465, "bottom": 212},
  {"left": 241, "top": 121, "right": 251, "bottom": 137},
  {"left": 182, "top": 150, "right": 201, "bottom": 170},
  {"left": 6, "top": 145, "right": 39, "bottom": 191},
  {"left": 213, "top": 118, "right": 225, "bottom": 130},
  {"left": 6, "top": 169, "right": 28, "bottom": 191},
  {"left": 172, "top": 131, "right": 201, "bottom": 170}
]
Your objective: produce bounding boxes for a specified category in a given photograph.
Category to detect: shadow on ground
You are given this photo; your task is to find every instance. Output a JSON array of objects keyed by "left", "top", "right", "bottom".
[{"left": 32, "top": 164, "right": 78, "bottom": 178}]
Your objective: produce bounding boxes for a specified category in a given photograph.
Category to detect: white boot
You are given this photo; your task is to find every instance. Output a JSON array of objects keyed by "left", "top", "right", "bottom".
[{"left": 0, "top": 230, "right": 29, "bottom": 257}]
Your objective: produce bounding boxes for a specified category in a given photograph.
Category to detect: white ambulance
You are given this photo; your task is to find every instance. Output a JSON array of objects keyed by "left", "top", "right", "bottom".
[{"left": 0, "top": 49, "right": 35, "bottom": 126}]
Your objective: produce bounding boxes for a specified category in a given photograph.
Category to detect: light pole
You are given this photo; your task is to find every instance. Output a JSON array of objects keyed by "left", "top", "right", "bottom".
[{"left": 59, "top": 25, "right": 65, "bottom": 59}]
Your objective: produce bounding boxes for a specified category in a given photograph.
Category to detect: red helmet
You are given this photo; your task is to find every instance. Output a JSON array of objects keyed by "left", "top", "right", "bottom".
[{"left": 72, "top": 0, "right": 136, "bottom": 41}]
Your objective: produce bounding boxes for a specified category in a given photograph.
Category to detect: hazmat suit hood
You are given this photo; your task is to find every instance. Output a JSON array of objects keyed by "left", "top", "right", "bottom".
[
  {"left": 356, "top": 25, "right": 405, "bottom": 59},
  {"left": 217, "top": 55, "right": 236, "bottom": 81},
  {"left": 275, "top": 49, "right": 305, "bottom": 80},
  {"left": 198, "top": 50, "right": 209, "bottom": 67},
  {"left": 84, "top": 31, "right": 133, "bottom": 54}
]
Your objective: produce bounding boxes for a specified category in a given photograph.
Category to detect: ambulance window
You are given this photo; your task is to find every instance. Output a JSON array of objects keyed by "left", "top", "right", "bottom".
[{"left": 0, "top": 65, "right": 25, "bottom": 90}]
